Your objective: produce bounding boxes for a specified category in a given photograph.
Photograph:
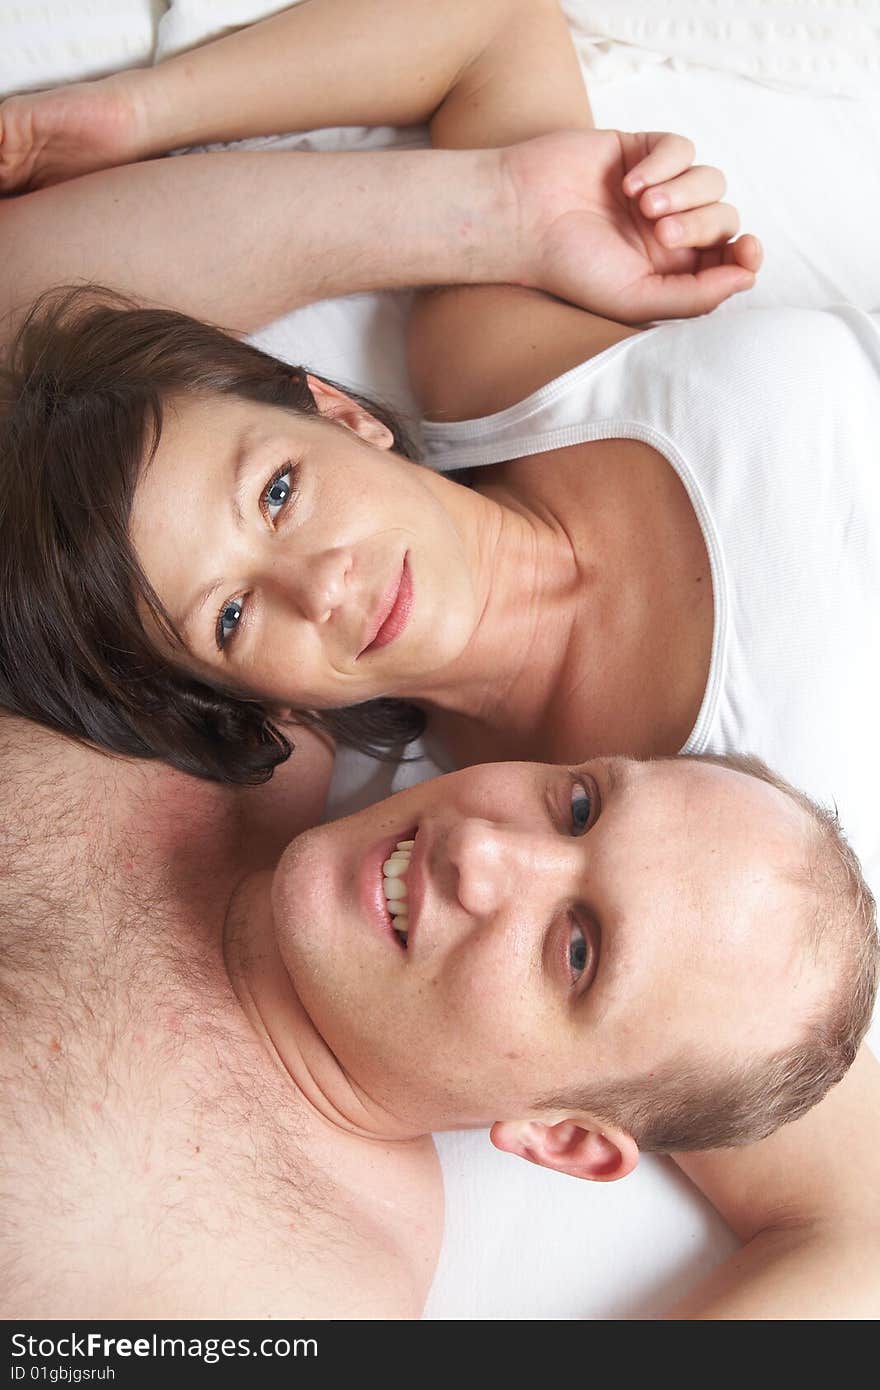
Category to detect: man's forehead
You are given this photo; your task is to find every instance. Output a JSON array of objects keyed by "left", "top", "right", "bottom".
[
  {"left": 633, "top": 756, "right": 805, "bottom": 840},
  {"left": 616, "top": 758, "right": 807, "bottom": 940}
]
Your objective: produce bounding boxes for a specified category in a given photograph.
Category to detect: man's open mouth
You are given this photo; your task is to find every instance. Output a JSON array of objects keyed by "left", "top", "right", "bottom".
[{"left": 381, "top": 834, "right": 415, "bottom": 948}]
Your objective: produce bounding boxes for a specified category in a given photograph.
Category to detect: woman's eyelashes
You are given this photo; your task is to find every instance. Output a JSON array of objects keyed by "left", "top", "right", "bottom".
[
  {"left": 214, "top": 464, "right": 298, "bottom": 651},
  {"left": 216, "top": 597, "right": 244, "bottom": 650},
  {"left": 261, "top": 463, "right": 297, "bottom": 525}
]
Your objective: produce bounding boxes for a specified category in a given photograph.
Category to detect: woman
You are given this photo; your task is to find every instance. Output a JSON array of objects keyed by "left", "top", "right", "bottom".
[{"left": 0, "top": 0, "right": 771, "bottom": 780}]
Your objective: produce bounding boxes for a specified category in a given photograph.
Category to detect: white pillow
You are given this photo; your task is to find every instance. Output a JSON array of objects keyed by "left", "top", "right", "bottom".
[
  {"left": 561, "top": 0, "right": 880, "bottom": 97},
  {"left": 0, "top": 1, "right": 166, "bottom": 99},
  {"left": 155, "top": 0, "right": 297, "bottom": 60}
]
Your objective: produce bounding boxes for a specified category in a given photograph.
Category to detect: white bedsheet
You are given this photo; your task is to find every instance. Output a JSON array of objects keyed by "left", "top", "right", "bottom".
[{"left": 3, "top": 0, "right": 879, "bottom": 1322}]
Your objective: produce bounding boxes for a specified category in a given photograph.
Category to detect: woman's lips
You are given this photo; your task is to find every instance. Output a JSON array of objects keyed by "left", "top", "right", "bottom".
[{"left": 358, "top": 555, "right": 413, "bottom": 657}]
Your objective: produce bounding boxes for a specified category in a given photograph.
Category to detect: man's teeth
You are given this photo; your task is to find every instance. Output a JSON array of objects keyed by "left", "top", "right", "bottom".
[{"left": 382, "top": 839, "right": 414, "bottom": 938}]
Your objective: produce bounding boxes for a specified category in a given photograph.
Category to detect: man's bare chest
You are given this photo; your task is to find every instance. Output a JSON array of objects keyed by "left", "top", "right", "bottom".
[{"left": 4, "top": 915, "right": 440, "bottom": 1319}]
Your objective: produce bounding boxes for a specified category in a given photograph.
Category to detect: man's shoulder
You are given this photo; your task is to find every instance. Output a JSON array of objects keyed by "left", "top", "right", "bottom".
[
  {"left": 0, "top": 922, "right": 339, "bottom": 1318},
  {"left": 0, "top": 717, "right": 435, "bottom": 1318},
  {"left": 1, "top": 968, "right": 437, "bottom": 1318}
]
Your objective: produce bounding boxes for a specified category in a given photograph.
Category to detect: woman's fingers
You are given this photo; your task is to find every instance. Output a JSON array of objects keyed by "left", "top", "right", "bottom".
[
  {"left": 697, "top": 236, "right": 763, "bottom": 274},
  {"left": 611, "top": 129, "right": 762, "bottom": 315},
  {"left": 654, "top": 201, "right": 741, "bottom": 250},
  {"left": 724, "top": 232, "right": 763, "bottom": 273},
  {"left": 629, "top": 263, "right": 756, "bottom": 320},
  {"left": 620, "top": 131, "right": 758, "bottom": 260},
  {"left": 637, "top": 164, "right": 727, "bottom": 219},
  {"left": 617, "top": 233, "right": 763, "bottom": 322},
  {"left": 621, "top": 131, "right": 696, "bottom": 195}
]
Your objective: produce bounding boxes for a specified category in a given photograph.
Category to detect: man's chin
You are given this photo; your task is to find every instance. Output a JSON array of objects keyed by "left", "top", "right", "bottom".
[
  {"left": 268, "top": 828, "right": 326, "bottom": 971},
  {"left": 272, "top": 818, "right": 329, "bottom": 909}
]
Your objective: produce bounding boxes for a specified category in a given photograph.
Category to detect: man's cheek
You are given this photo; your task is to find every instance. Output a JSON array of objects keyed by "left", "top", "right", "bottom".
[{"left": 428, "top": 969, "right": 532, "bottom": 1059}]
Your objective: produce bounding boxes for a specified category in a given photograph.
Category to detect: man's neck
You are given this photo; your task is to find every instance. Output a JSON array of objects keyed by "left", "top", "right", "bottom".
[{"left": 222, "top": 870, "right": 428, "bottom": 1143}]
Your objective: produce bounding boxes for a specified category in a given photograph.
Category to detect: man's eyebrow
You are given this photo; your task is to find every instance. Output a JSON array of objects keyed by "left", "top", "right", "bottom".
[{"left": 602, "top": 756, "right": 631, "bottom": 801}]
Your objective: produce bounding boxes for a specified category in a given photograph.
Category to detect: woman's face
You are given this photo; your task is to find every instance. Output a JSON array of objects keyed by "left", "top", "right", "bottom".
[{"left": 129, "top": 383, "right": 481, "bottom": 707}]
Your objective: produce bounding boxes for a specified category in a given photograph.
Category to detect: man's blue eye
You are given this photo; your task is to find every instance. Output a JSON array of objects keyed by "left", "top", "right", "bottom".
[
  {"left": 217, "top": 598, "right": 244, "bottom": 649},
  {"left": 570, "top": 782, "right": 593, "bottom": 835},
  {"left": 569, "top": 919, "right": 588, "bottom": 977}
]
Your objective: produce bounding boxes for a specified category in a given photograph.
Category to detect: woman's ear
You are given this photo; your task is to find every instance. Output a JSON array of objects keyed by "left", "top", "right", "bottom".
[
  {"left": 490, "top": 1116, "right": 639, "bottom": 1183},
  {"left": 306, "top": 373, "right": 394, "bottom": 449}
]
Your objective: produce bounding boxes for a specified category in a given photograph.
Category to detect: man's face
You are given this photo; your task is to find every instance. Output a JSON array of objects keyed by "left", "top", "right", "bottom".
[{"left": 272, "top": 757, "right": 816, "bottom": 1133}]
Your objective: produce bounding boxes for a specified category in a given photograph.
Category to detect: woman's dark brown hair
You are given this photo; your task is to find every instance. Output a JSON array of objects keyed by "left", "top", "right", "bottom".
[{"left": 0, "top": 286, "right": 425, "bottom": 783}]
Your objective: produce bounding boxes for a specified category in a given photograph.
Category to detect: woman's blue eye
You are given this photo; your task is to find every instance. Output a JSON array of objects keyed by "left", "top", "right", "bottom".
[
  {"left": 570, "top": 781, "right": 593, "bottom": 835},
  {"left": 569, "top": 918, "right": 588, "bottom": 978},
  {"left": 217, "top": 598, "right": 244, "bottom": 650},
  {"left": 264, "top": 468, "right": 292, "bottom": 522}
]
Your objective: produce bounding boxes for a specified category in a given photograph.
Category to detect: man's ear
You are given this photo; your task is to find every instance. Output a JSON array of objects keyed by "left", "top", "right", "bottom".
[
  {"left": 306, "top": 373, "right": 394, "bottom": 449},
  {"left": 489, "top": 1117, "right": 639, "bottom": 1183}
]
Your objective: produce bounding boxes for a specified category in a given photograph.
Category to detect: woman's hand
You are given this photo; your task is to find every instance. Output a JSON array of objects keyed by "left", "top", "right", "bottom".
[
  {"left": 508, "top": 129, "right": 762, "bottom": 322},
  {"left": 0, "top": 75, "right": 151, "bottom": 194}
]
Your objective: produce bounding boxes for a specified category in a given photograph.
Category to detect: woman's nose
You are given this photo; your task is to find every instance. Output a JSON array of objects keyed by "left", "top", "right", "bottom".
[
  {"left": 446, "top": 819, "right": 582, "bottom": 919},
  {"left": 287, "top": 547, "right": 353, "bottom": 624}
]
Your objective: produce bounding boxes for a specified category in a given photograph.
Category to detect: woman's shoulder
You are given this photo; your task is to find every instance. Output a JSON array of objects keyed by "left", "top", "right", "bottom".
[
  {"left": 411, "top": 295, "right": 880, "bottom": 434},
  {"left": 407, "top": 285, "right": 636, "bottom": 424}
]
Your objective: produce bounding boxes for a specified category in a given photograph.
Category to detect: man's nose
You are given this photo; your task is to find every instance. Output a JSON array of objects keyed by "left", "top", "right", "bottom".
[
  {"left": 446, "top": 819, "right": 584, "bottom": 918},
  {"left": 282, "top": 547, "right": 353, "bottom": 624}
]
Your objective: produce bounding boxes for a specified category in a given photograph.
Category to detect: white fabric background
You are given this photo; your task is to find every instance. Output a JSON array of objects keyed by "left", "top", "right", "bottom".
[{"left": 0, "top": 2, "right": 166, "bottom": 96}]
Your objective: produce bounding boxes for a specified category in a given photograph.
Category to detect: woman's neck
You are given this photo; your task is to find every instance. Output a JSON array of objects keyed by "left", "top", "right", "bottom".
[
  {"left": 408, "top": 476, "right": 588, "bottom": 734},
  {"left": 405, "top": 437, "right": 714, "bottom": 766}
]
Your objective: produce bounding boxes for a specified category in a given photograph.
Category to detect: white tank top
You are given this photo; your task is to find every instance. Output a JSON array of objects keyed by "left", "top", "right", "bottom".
[{"left": 421, "top": 307, "right": 880, "bottom": 896}]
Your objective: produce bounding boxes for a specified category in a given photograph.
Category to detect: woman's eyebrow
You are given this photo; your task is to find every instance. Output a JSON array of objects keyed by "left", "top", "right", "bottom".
[
  {"left": 183, "top": 576, "right": 226, "bottom": 645},
  {"left": 229, "top": 422, "right": 258, "bottom": 528},
  {"left": 177, "top": 423, "right": 255, "bottom": 640}
]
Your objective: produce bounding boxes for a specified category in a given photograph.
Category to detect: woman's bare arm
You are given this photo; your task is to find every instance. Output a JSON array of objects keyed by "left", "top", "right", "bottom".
[
  {"left": 0, "top": 2, "right": 594, "bottom": 349},
  {"left": 0, "top": 0, "right": 756, "bottom": 355},
  {"left": 133, "top": 0, "right": 568, "bottom": 156},
  {"left": 1, "top": 0, "right": 535, "bottom": 191},
  {"left": 134, "top": 0, "right": 758, "bottom": 322},
  {"left": 0, "top": 143, "right": 522, "bottom": 349}
]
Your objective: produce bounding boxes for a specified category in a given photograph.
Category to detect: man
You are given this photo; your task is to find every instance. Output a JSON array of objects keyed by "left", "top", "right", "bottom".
[{"left": 2, "top": 713, "right": 877, "bottom": 1319}]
